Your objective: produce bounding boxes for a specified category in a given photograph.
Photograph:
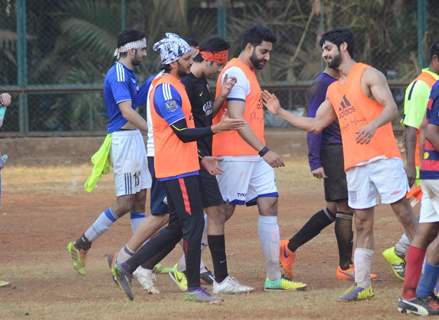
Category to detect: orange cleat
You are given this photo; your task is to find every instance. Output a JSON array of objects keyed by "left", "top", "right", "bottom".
[
  {"left": 279, "top": 240, "right": 295, "bottom": 279},
  {"left": 336, "top": 265, "right": 378, "bottom": 281}
]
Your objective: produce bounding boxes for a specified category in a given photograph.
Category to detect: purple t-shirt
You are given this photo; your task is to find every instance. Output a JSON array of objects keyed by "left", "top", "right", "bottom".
[{"left": 306, "top": 72, "right": 342, "bottom": 171}]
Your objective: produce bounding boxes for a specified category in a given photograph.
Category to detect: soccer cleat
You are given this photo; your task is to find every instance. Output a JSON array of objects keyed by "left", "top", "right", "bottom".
[
  {"left": 105, "top": 253, "right": 118, "bottom": 285},
  {"left": 382, "top": 246, "right": 405, "bottom": 281},
  {"left": 200, "top": 268, "right": 215, "bottom": 285},
  {"left": 133, "top": 266, "right": 160, "bottom": 295},
  {"left": 397, "top": 296, "right": 439, "bottom": 316},
  {"left": 337, "top": 285, "right": 375, "bottom": 302},
  {"left": 213, "top": 276, "right": 254, "bottom": 294},
  {"left": 168, "top": 264, "right": 188, "bottom": 292},
  {"left": 66, "top": 241, "right": 87, "bottom": 276},
  {"left": 185, "top": 287, "right": 223, "bottom": 304},
  {"left": 112, "top": 263, "right": 134, "bottom": 301},
  {"left": 336, "top": 265, "right": 378, "bottom": 281},
  {"left": 153, "top": 263, "right": 174, "bottom": 274},
  {"left": 279, "top": 239, "right": 295, "bottom": 279},
  {"left": 0, "top": 280, "right": 10, "bottom": 288},
  {"left": 263, "top": 277, "right": 307, "bottom": 291}
]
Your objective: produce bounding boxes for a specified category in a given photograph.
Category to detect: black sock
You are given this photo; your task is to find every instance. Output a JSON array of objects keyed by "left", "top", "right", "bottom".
[
  {"left": 75, "top": 234, "right": 92, "bottom": 251},
  {"left": 142, "top": 242, "right": 176, "bottom": 270},
  {"left": 334, "top": 211, "right": 353, "bottom": 270},
  {"left": 208, "top": 235, "right": 228, "bottom": 283},
  {"left": 288, "top": 208, "right": 335, "bottom": 252}
]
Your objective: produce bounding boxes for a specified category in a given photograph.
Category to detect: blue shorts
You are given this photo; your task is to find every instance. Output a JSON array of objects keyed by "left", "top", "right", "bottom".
[{"left": 148, "top": 157, "right": 169, "bottom": 216}]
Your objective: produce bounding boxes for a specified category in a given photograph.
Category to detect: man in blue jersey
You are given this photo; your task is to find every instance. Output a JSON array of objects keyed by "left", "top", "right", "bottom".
[
  {"left": 278, "top": 65, "right": 355, "bottom": 281},
  {"left": 66, "top": 30, "right": 153, "bottom": 289}
]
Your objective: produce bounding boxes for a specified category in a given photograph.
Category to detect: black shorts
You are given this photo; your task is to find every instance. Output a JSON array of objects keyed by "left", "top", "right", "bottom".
[
  {"left": 199, "top": 169, "right": 224, "bottom": 208},
  {"left": 147, "top": 157, "right": 169, "bottom": 216},
  {"left": 320, "top": 144, "right": 348, "bottom": 202}
]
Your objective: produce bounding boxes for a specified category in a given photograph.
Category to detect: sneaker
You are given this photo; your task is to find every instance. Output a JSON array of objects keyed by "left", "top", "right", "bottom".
[
  {"left": 279, "top": 240, "right": 295, "bottom": 279},
  {"left": 66, "top": 241, "right": 87, "bottom": 276},
  {"left": 0, "top": 280, "right": 10, "bottom": 288},
  {"left": 112, "top": 263, "right": 134, "bottom": 301},
  {"left": 337, "top": 285, "right": 375, "bottom": 302},
  {"left": 264, "top": 277, "right": 307, "bottom": 291},
  {"left": 336, "top": 265, "right": 378, "bottom": 281},
  {"left": 185, "top": 287, "right": 223, "bottom": 304},
  {"left": 200, "top": 268, "right": 215, "bottom": 285},
  {"left": 133, "top": 266, "right": 160, "bottom": 295},
  {"left": 382, "top": 246, "right": 405, "bottom": 281},
  {"left": 168, "top": 264, "right": 188, "bottom": 292},
  {"left": 213, "top": 276, "right": 254, "bottom": 294},
  {"left": 398, "top": 296, "right": 439, "bottom": 316}
]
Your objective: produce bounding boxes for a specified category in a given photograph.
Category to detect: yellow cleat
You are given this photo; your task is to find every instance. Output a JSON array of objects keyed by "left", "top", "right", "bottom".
[{"left": 264, "top": 277, "right": 307, "bottom": 291}]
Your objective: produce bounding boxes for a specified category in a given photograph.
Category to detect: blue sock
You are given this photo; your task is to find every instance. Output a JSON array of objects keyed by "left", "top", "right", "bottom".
[
  {"left": 84, "top": 208, "right": 118, "bottom": 242},
  {"left": 130, "top": 211, "right": 146, "bottom": 233},
  {"left": 416, "top": 262, "right": 439, "bottom": 298}
]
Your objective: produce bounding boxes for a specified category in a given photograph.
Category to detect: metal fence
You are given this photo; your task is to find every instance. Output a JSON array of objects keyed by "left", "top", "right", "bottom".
[{"left": 0, "top": 0, "right": 436, "bottom": 135}]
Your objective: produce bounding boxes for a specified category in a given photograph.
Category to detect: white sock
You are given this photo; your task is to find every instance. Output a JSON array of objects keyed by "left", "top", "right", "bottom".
[
  {"left": 116, "top": 245, "right": 135, "bottom": 264},
  {"left": 258, "top": 215, "right": 281, "bottom": 280},
  {"left": 395, "top": 233, "right": 410, "bottom": 257},
  {"left": 130, "top": 211, "right": 146, "bottom": 233},
  {"left": 354, "top": 248, "right": 374, "bottom": 288},
  {"left": 84, "top": 208, "right": 118, "bottom": 242}
]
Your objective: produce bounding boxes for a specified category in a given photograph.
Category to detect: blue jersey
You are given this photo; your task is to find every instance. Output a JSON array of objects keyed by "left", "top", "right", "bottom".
[
  {"left": 153, "top": 83, "right": 185, "bottom": 125},
  {"left": 103, "top": 62, "right": 140, "bottom": 133}
]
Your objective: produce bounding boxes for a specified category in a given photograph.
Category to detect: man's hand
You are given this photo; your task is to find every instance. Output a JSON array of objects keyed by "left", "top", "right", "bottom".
[
  {"left": 219, "top": 74, "right": 237, "bottom": 99},
  {"left": 311, "top": 167, "right": 327, "bottom": 179},
  {"left": 212, "top": 110, "right": 246, "bottom": 133},
  {"left": 201, "top": 156, "right": 224, "bottom": 175},
  {"left": 405, "top": 164, "right": 416, "bottom": 187},
  {"left": 356, "top": 122, "right": 378, "bottom": 144},
  {"left": 0, "top": 93, "right": 11, "bottom": 107},
  {"left": 261, "top": 90, "right": 282, "bottom": 115},
  {"left": 262, "top": 150, "right": 285, "bottom": 168}
]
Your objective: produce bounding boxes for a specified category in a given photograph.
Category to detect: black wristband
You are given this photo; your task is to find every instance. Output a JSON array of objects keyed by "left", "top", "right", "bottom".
[{"left": 258, "top": 146, "right": 269, "bottom": 157}]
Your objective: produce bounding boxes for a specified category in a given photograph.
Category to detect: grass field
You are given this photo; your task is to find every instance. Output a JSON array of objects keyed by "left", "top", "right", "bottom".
[{"left": 0, "top": 156, "right": 413, "bottom": 320}]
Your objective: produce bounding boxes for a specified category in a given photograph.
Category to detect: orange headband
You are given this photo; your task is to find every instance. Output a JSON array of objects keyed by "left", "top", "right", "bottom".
[{"left": 200, "top": 50, "right": 228, "bottom": 65}]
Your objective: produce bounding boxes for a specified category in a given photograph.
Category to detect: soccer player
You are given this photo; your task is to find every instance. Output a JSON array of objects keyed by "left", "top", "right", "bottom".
[
  {"left": 66, "top": 30, "right": 153, "bottom": 286},
  {"left": 111, "top": 33, "right": 244, "bottom": 303},
  {"left": 262, "top": 28, "right": 417, "bottom": 301},
  {"left": 212, "top": 25, "right": 307, "bottom": 291},
  {"left": 383, "top": 41, "right": 439, "bottom": 280},
  {"left": 398, "top": 80, "right": 439, "bottom": 316},
  {"left": 279, "top": 64, "right": 356, "bottom": 281}
]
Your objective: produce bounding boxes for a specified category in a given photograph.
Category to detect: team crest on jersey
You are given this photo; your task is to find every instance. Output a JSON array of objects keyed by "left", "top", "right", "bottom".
[{"left": 165, "top": 100, "right": 178, "bottom": 112}]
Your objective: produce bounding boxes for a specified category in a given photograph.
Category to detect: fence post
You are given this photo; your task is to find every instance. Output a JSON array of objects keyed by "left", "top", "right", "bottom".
[
  {"left": 417, "top": 0, "right": 427, "bottom": 67},
  {"left": 217, "top": 0, "right": 227, "bottom": 38},
  {"left": 16, "top": 0, "right": 28, "bottom": 134},
  {"left": 120, "top": 0, "right": 126, "bottom": 31}
]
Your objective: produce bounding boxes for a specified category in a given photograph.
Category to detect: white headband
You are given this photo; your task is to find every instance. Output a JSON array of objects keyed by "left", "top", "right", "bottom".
[
  {"left": 114, "top": 38, "right": 147, "bottom": 58},
  {"left": 153, "top": 33, "right": 192, "bottom": 65}
]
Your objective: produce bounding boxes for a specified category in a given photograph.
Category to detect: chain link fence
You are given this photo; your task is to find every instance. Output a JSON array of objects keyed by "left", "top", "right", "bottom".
[{"left": 0, "top": 0, "right": 436, "bottom": 135}]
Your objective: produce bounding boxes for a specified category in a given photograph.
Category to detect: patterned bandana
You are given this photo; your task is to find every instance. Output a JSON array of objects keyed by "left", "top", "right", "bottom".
[
  {"left": 113, "top": 38, "right": 147, "bottom": 59},
  {"left": 153, "top": 33, "right": 192, "bottom": 65}
]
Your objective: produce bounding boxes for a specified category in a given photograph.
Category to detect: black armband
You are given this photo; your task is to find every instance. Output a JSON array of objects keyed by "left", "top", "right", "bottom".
[{"left": 258, "top": 146, "right": 270, "bottom": 157}]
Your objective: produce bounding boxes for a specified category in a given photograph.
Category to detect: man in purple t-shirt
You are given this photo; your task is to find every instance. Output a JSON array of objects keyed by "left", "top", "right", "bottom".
[{"left": 280, "top": 66, "right": 356, "bottom": 281}]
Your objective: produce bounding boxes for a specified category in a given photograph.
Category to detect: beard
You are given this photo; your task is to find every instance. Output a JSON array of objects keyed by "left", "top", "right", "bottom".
[
  {"left": 250, "top": 49, "right": 267, "bottom": 70},
  {"left": 177, "top": 62, "right": 190, "bottom": 77},
  {"left": 327, "top": 53, "right": 342, "bottom": 69}
]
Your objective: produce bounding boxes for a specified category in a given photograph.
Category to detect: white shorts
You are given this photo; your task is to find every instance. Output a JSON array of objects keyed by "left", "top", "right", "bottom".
[
  {"left": 111, "top": 130, "right": 151, "bottom": 196},
  {"left": 346, "top": 157, "right": 408, "bottom": 209},
  {"left": 419, "top": 180, "right": 439, "bottom": 223},
  {"left": 216, "top": 156, "right": 278, "bottom": 205}
]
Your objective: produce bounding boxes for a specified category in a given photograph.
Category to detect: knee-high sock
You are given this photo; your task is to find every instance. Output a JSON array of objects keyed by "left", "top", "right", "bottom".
[
  {"left": 395, "top": 233, "right": 410, "bottom": 257},
  {"left": 288, "top": 208, "right": 334, "bottom": 252},
  {"left": 258, "top": 215, "right": 281, "bottom": 280},
  {"left": 335, "top": 211, "right": 353, "bottom": 270},
  {"left": 84, "top": 208, "right": 118, "bottom": 242},
  {"left": 402, "top": 245, "right": 426, "bottom": 299},
  {"left": 416, "top": 262, "right": 439, "bottom": 298},
  {"left": 208, "top": 235, "right": 228, "bottom": 283},
  {"left": 130, "top": 211, "right": 146, "bottom": 234},
  {"left": 354, "top": 248, "right": 374, "bottom": 288}
]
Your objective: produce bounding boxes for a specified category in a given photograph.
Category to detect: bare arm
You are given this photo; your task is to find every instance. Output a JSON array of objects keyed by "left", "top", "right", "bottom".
[
  {"left": 356, "top": 67, "right": 399, "bottom": 144},
  {"left": 119, "top": 101, "right": 148, "bottom": 132},
  {"left": 213, "top": 75, "right": 237, "bottom": 114},
  {"left": 424, "top": 124, "right": 439, "bottom": 152},
  {"left": 404, "top": 126, "right": 417, "bottom": 187}
]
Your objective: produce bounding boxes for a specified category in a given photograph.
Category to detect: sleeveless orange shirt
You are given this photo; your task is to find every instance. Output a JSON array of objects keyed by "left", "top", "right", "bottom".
[
  {"left": 149, "top": 73, "right": 199, "bottom": 179},
  {"left": 212, "top": 58, "right": 265, "bottom": 156},
  {"left": 327, "top": 63, "right": 401, "bottom": 171}
]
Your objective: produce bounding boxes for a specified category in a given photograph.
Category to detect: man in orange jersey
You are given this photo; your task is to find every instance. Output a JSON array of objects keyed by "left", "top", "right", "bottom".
[
  {"left": 212, "top": 25, "right": 307, "bottom": 291},
  {"left": 262, "top": 28, "right": 417, "bottom": 301},
  {"left": 111, "top": 33, "right": 244, "bottom": 304}
]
